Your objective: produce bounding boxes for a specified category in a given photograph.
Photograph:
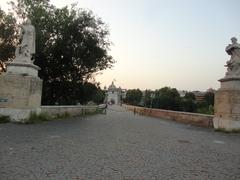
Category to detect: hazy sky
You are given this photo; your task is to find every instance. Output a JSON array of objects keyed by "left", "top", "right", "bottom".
[{"left": 1, "top": 0, "right": 240, "bottom": 91}]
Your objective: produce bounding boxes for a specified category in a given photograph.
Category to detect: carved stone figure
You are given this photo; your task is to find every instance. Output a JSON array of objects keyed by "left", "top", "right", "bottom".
[
  {"left": 213, "top": 36, "right": 240, "bottom": 131},
  {"left": 15, "top": 19, "right": 35, "bottom": 63},
  {"left": 225, "top": 37, "right": 240, "bottom": 77}
]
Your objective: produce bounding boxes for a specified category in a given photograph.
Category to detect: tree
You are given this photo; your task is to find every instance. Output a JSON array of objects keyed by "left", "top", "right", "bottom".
[
  {"left": 92, "top": 87, "right": 105, "bottom": 104},
  {"left": 143, "top": 89, "right": 153, "bottom": 107},
  {"left": 180, "top": 92, "right": 197, "bottom": 112},
  {"left": 125, "top": 89, "right": 142, "bottom": 106},
  {"left": 153, "top": 87, "right": 181, "bottom": 111},
  {"left": 10, "top": 0, "right": 114, "bottom": 105},
  {"left": 0, "top": 8, "right": 17, "bottom": 62},
  {"left": 184, "top": 92, "right": 196, "bottom": 100},
  {"left": 196, "top": 101, "right": 213, "bottom": 115},
  {"left": 204, "top": 92, "right": 214, "bottom": 106},
  {"left": 194, "top": 92, "right": 215, "bottom": 115},
  {"left": 181, "top": 99, "right": 197, "bottom": 112}
]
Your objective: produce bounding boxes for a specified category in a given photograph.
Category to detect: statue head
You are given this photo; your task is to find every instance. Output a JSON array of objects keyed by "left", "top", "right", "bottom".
[{"left": 231, "top": 37, "right": 238, "bottom": 44}]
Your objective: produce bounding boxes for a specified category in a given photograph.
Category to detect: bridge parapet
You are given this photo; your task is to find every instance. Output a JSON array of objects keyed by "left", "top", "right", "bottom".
[{"left": 124, "top": 105, "right": 213, "bottom": 128}]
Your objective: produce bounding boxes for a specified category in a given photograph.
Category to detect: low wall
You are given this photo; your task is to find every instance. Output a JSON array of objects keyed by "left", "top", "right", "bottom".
[
  {"left": 0, "top": 108, "right": 41, "bottom": 122},
  {"left": 0, "top": 105, "right": 100, "bottom": 123},
  {"left": 124, "top": 105, "right": 213, "bottom": 128},
  {"left": 41, "top": 105, "right": 100, "bottom": 117}
]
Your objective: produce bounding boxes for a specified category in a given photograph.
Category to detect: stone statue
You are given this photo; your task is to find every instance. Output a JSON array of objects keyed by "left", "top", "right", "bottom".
[
  {"left": 225, "top": 37, "right": 240, "bottom": 78},
  {"left": 15, "top": 19, "right": 35, "bottom": 63}
]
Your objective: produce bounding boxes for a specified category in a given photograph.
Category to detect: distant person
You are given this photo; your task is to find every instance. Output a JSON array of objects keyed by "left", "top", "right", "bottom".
[
  {"left": 98, "top": 103, "right": 108, "bottom": 114},
  {"left": 104, "top": 103, "right": 108, "bottom": 114}
]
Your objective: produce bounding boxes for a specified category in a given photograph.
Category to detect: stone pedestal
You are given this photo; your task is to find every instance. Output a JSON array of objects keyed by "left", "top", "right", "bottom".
[
  {"left": 213, "top": 77, "right": 240, "bottom": 131},
  {"left": 0, "top": 62, "right": 42, "bottom": 122},
  {"left": 6, "top": 62, "right": 40, "bottom": 77}
]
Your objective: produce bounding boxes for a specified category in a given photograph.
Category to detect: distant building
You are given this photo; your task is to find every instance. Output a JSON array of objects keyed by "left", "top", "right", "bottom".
[
  {"left": 207, "top": 88, "right": 216, "bottom": 93},
  {"left": 178, "top": 90, "right": 187, "bottom": 97},
  {"left": 106, "top": 81, "right": 126, "bottom": 104},
  {"left": 192, "top": 91, "right": 205, "bottom": 102}
]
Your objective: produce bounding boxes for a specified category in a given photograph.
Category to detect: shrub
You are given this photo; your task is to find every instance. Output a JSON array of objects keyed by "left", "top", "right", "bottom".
[{"left": 0, "top": 115, "right": 10, "bottom": 123}]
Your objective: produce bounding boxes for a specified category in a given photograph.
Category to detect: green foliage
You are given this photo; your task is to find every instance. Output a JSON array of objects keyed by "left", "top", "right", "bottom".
[
  {"left": 78, "top": 82, "right": 105, "bottom": 105},
  {"left": 141, "top": 87, "right": 214, "bottom": 115},
  {"left": 182, "top": 92, "right": 214, "bottom": 114},
  {"left": 0, "top": 115, "right": 11, "bottom": 123},
  {"left": 125, "top": 89, "right": 143, "bottom": 106},
  {"left": 153, "top": 87, "right": 181, "bottom": 111},
  {"left": 180, "top": 92, "right": 197, "bottom": 112},
  {"left": 92, "top": 88, "right": 105, "bottom": 104},
  {"left": 196, "top": 101, "right": 214, "bottom": 115},
  {"left": 204, "top": 92, "right": 215, "bottom": 106},
  {"left": 9, "top": 0, "right": 114, "bottom": 105},
  {"left": 143, "top": 90, "right": 153, "bottom": 107},
  {"left": 181, "top": 99, "right": 197, "bottom": 113},
  {"left": 0, "top": 8, "right": 17, "bottom": 62},
  {"left": 184, "top": 92, "right": 196, "bottom": 100}
]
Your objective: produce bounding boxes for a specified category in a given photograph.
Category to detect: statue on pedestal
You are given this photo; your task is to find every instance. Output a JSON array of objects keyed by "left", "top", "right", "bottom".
[
  {"left": 225, "top": 37, "right": 240, "bottom": 78},
  {"left": 14, "top": 19, "right": 35, "bottom": 63},
  {"left": 6, "top": 18, "right": 40, "bottom": 77},
  {"left": 213, "top": 36, "right": 240, "bottom": 131}
]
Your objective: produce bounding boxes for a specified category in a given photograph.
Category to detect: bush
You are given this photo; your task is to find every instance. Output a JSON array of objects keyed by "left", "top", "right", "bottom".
[
  {"left": 0, "top": 115, "right": 10, "bottom": 123},
  {"left": 196, "top": 101, "right": 214, "bottom": 115},
  {"left": 125, "top": 89, "right": 143, "bottom": 106},
  {"left": 181, "top": 99, "right": 197, "bottom": 113}
]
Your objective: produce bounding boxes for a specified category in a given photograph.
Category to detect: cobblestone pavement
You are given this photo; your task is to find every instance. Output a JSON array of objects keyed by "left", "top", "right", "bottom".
[{"left": 0, "top": 105, "right": 240, "bottom": 180}]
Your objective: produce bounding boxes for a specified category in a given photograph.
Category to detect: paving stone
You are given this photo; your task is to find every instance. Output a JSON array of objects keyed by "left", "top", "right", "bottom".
[{"left": 0, "top": 105, "right": 240, "bottom": 179}]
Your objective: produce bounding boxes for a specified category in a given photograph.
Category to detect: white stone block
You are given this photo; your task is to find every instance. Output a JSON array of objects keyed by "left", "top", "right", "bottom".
[
  {"left": 6, "top": 62, "right": 40, "bottom": 77},
  {"left": 0, "top": 108, "right": 41, "bottom": 123}
]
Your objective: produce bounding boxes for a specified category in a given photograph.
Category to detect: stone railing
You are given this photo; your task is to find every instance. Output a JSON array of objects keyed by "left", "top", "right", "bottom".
[
  {"left": 124, "top": 105, "right": 213, "bottom": 128},
  {"left": 0, "top": 105, "right": 100, "bottom": 123},
  {"left": 41, "top": 105, "right": 100, "bottom": 117}
]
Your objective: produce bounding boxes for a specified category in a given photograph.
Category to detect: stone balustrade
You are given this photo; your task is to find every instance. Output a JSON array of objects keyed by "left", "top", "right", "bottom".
[
  {"left": 41, "top": 105, "right": 100, "bottom": 117},
  {"left": 124, "top": 105, "right": 213, "bottom": 128}
]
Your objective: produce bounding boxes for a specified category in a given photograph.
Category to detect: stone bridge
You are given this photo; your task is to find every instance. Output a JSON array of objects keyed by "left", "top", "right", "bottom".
[{"left": 0, "top": 105, "right": 240, "bottom": 179}]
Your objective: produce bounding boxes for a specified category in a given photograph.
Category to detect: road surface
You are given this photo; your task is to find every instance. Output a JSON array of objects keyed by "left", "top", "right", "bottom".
[{"left": 0, "top": 105, "right": 240, "bottom": 179}]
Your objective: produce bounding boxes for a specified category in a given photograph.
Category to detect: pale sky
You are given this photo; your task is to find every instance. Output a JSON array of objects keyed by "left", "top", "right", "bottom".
[{"left": 1, "top": 0, "right": 240, "bottom": 91}]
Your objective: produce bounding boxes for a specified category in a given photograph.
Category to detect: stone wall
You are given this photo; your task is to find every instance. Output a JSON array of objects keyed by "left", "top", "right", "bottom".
[
  {"left": 0, "top": 74, "right": 42, "bottom": 108},
  {"left": 0, "top": 105, "right": 100, "bottom": 122},
  {"left": 214, "top": 89, "right": 240, "bottom": 131},
  {"left": 41, "top": 105, "right": 100, "bottom": 118},
  {"left": 0, "top": 108, "right": 41, "bottom": 122},
  {"left": 124, "top": 105, "right": 213, "bottom": 128}
]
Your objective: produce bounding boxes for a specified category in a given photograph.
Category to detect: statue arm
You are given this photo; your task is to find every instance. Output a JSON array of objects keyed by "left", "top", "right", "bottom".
[{"left": 226, "top": 44, "right": 233, "bottom": 55}]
